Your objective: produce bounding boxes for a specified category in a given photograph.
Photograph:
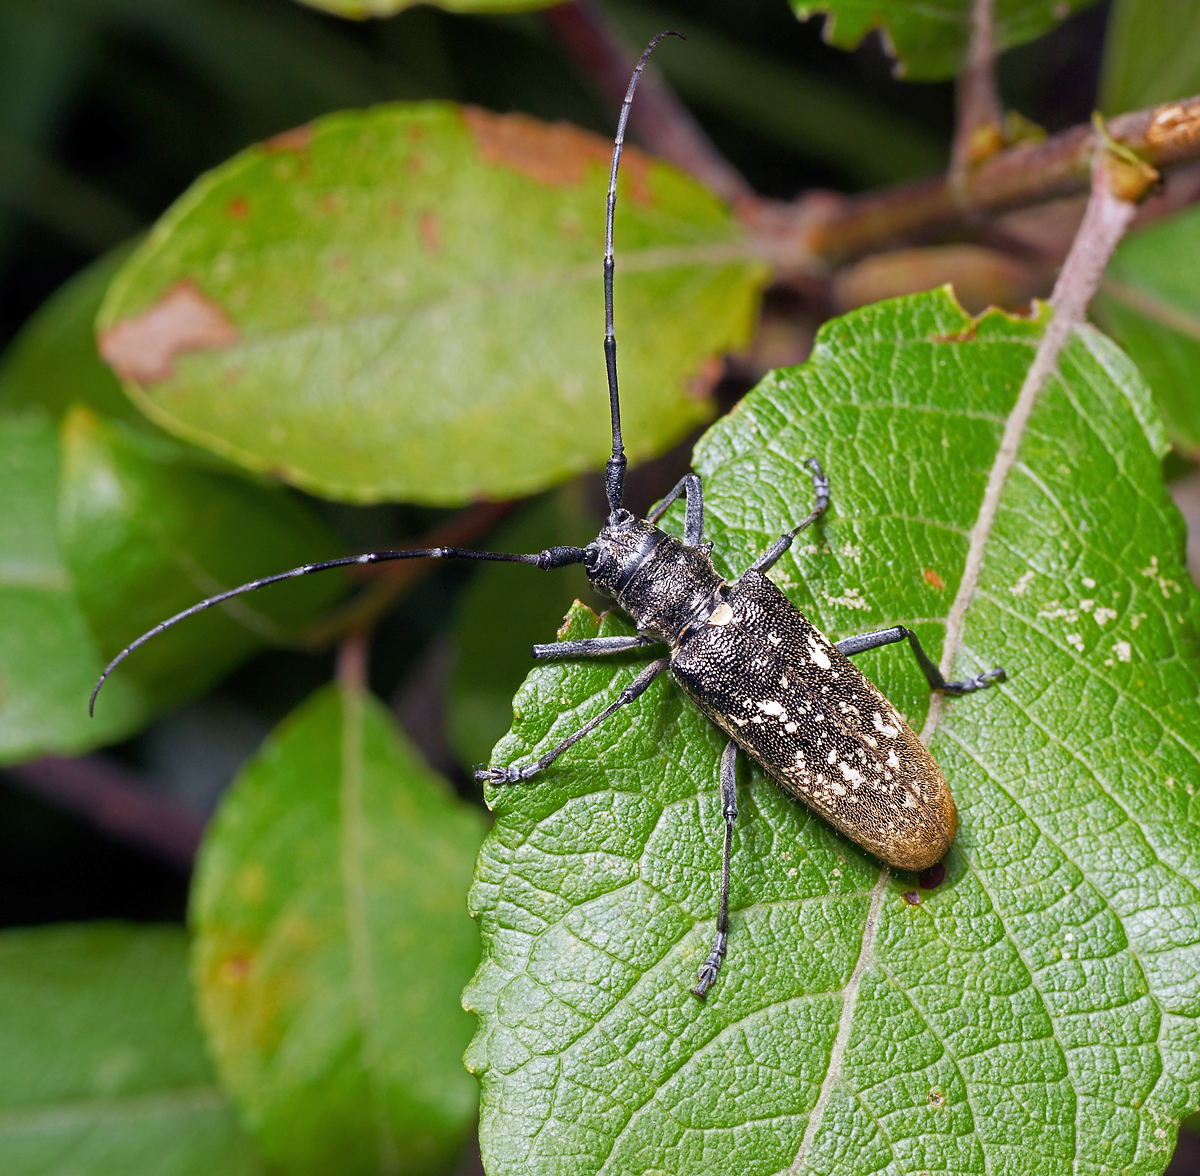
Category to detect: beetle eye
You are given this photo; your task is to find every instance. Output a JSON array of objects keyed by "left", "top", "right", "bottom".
[{"left": 583, "top": 545, "right": 601, "bottom": 571}]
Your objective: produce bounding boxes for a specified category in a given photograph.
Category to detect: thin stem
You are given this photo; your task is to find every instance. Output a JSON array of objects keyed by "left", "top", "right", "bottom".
[
  {"left": 791, "top": 94, "right": 1200, "bottom": 267},
  {"left": 3, "top": 755, "right": 204, "bottom": 870},
  {"left": 950, "top": 0, "right": 1003, "bottom": 192},
  {"left": 542, "top": 0, "right": 751, "bottom": 204}
]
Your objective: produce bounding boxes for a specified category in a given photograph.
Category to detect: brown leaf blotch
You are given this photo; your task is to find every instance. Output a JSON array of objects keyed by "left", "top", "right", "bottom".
[
  {"left": 419, "top": 210, "right": 442, "bottom": 255},
  {"left": 462, "top": 106, "right": 651, "bottom": 202},
  {"left": 262, "top": 124, "right": 313, "bottom": 154},
  {"left": 226, "top": 196, "right": 249, "bottom": 220},
  {"left": 99, "top": 282, "right": 239, "bottom": 385},
  {"left": 923, "top": 568, "right": 945, "bottom": 590}
]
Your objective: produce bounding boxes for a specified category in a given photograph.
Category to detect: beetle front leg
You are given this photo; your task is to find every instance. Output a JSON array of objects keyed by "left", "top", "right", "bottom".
[
  {"left": 647, "top": 473, "right": 705, "bottom": 546},
  {"left": 531, "top": 635, "right": 661, "bottom": 659},
  {"left": 836, "top": 626, "right": 1006, "bottom": 695},
  {"left": 693, "top": 738, "right": 739, "bottom": 999}
]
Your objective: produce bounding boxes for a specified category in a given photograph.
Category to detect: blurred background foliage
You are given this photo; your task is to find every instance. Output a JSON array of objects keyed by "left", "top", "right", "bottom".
[{"left": 4, "top": 0, "right": 1200, "bottom": 1172}]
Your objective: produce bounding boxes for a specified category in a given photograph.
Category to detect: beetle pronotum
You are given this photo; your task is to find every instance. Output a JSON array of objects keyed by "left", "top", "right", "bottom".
[{"left": 91, "top": 33, "right": 1004, "bottom": 999}]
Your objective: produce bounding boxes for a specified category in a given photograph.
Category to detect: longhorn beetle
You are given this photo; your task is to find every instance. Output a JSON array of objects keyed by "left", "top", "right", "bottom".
[{"left": 91, "top": 33, "right": 1006, "bottom": 999}]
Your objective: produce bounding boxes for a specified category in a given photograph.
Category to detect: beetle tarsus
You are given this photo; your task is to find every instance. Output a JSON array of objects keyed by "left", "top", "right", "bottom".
[{"left": 692, "top": 931, "right": 727, "bottom": 999}]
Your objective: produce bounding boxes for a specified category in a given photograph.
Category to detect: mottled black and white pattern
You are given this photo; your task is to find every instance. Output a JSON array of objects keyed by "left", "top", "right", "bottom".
[{"left": 589, "top": 512, "right": 956, "bottom": 871}]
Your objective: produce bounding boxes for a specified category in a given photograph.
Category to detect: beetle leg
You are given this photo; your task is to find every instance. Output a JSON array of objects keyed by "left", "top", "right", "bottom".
[
  {"left": 836, "top": 626, "right": 1006, "bottom": 695},
  {"left": 739, "top": 458, "right": 829, "bottom": 577},
  {"left": 693, "top": 738, "right": 739, "bottom": 999},
  {"left": 647, "top": 473, "right": 705, "bottom": 545},
  {"left": 531, "top": 635, "right": 661, "bottom": 659},
  {"left": 475, "top": 656, "right": 669, "bottom": 784}
]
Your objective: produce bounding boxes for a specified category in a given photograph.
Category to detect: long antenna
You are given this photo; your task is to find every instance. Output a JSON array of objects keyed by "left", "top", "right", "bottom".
[
  {"left": 88, "top": 542, "right": 585, "bottom": 714},
  {"left": 603, "top": 30, "right": 683, "bottom": 518}
]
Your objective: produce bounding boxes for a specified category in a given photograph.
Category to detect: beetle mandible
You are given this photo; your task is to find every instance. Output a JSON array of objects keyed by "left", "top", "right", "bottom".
[{"left": 91, "top": 32, "right": 1005, "bottom": 999}]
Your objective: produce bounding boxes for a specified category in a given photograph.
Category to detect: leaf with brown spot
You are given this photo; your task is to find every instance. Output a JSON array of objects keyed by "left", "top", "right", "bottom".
[
  {"left": 97, "top": 103, "right": 767, "bottom": 505},
  {"left": 99, "top": 282, "right": 239, "bottom": 385}
]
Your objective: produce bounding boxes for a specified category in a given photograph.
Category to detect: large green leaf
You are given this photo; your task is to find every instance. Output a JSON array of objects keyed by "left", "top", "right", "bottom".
[
  {"left": 61, "top": 407, "right": 349, "bottom": 716},
  {"left": 0, "top": 922, "right": 261, "bottom": 1176},
  {"left": 0, "top": 241, "right": 144, "bottom": 425},
  {"left": 0, "top": 413, "right": 148, "bottom": 762},
  {"left": 465, "top": 290, "right": 1200, "bottom": 1175},
  {"left": 97, "top": 103, "right": 765, "bottom": 505},
  {"left": 1091, "top": 204, "right": 1200, "bottom": 458},
  {"left": 1101, "top": 0, "right": 1200, "bottom": 114},
  {"left": 790, "top": 0, "right": 1098, "bottom": 81},
  {"left": 192, "top": 682, "right": 487, "bottom": 1176}
]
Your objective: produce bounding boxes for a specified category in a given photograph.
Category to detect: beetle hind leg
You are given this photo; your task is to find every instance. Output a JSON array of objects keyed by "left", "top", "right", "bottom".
[{"left": 693, "top": 739, "right": 739, "bottom": 999}]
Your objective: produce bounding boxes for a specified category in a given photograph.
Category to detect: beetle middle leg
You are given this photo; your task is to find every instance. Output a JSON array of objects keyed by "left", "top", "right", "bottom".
[
  {"left": 836, "top": 626, "right": 1006, "bottom": 695},
  {"left": 740, "top": 458, "right": 830, "bottom": 577},
  {"left": 476, "top": 656, "right": 670, "bottom": 784},
  {"left": 693, "top": 738, "right": 739, "bottom": 1000}
]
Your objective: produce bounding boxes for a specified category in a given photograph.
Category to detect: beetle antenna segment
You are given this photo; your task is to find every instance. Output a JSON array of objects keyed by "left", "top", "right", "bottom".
[
  {"left": 88, "top": 543, "right": 586, "bottom": 715},
  {"left": 603, "top": 29, "right": 683, "bottom": 518}
]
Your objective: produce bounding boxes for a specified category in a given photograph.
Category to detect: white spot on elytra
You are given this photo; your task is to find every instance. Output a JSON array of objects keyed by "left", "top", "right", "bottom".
[
  {"left": 807, "top": 635, "right": 831, "bottom": 669},
  {"left": 759, "top": 700, "right": 786, "bottom": 717},
  {"left": 886, "top": 749, "right": 900, "bottom": 769},
  {"left": 768, "top": 631, "right": 781, "bottom": 645},
  {"left": 780, "top": 675, "right": 789, "bottom": 688},
  {"left": 872, "top": 711, "right": 899, "bottom": 738},
  {"left": 784, "top": 722, "right": 797, "bottom": 733},
  {"left": 837, "top": 761, "right": 865, "bottom": 786},
  {"left": 708, "top": 602, "right": 734, "bottom": 626}
]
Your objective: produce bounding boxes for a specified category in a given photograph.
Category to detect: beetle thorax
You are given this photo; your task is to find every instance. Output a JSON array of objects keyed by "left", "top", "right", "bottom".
[{"left": 584, "top": 512, "right": 725, "bottom": 642}]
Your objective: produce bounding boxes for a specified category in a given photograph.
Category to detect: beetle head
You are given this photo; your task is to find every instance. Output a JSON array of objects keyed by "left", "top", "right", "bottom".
[{"left": 583, "top": 511, "right": 662, "bottom": 600}]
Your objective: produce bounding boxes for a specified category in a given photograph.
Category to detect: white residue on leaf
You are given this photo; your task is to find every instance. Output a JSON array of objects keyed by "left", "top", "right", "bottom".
[
  {"left": 1010, "top": 571, "right": 1036, "bottom": 596},
  {"left": 1039, "top": 602, "right": 1079, "bottom": 623},
  {"left": 1066, "top": 633, "right": 1084, "bottom": 652},
  {"left": 1093, "top": 607, "right": 1117, "bottom": 626},
  {"left": 1082, "top": 576, "right": 1096, "bottom": 589},
  {"left": 1114, "top": 640, "right": 1132, "bottom": 662},
  {"left": 1140, "top": 556, "right": 1182, "bottom": 598},
  {"left": 822, "top": 586, "right": 871, "bottom": 611}
]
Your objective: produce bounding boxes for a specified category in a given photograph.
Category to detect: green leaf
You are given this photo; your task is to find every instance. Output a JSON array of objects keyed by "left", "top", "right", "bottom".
[
  {"left": 1092, "top": 204, "right": 1200, "bottom": 458},
  {"left": 0, "top": 413, "right": 148, "bottom": 762},
  {"left": 466, "top": 290, "right": 1200, "bottom": 1175},
  {"left": 289, "top": 0, "right": 556, "bottom": 17},
  {"left": 447, "top": 487, "right": 596, "bottom": 771},
  {"left": 790, "top": 0, "right": 1098, "bottom": 81},
  {"left": 192, "top": 682, "right": 487, "bottom": 1176},
  {"left": 96, "top": 103, "right": 765, "bottom": 506},
  {"left": 0, "top": 922, "right": 262, "bottom": 1176},
  {"left": 0, "top": 241, "right": 145, "bottom": 426},
  {"left": 61, "top": 407, "right": 349, "bottom": 715},
  {"left": 1101, "top": 0, "right": 1200, "bottom": 114}
]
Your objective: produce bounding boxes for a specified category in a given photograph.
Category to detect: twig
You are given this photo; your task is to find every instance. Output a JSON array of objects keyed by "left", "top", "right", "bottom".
[
  {"left": 920, "top": 142, "right": 1142, "bottom": 744},
  {"left": 2, "top": 755, "right": 204, "bottom": 871},
  {"left": 299, "top": 499, "right": 518, "bottom": 648},
  {"left": 541, "top": 0, "right": 752, "bottom": 204},
  {"left": 950, "top": 0, "right": 1004, "bottom": 193},
  {"left": 787, "top": 95, "right": 1200, "bottom": 267},
  {"left": 336, "top": 629, "right": 370, "bottom": 693}
]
